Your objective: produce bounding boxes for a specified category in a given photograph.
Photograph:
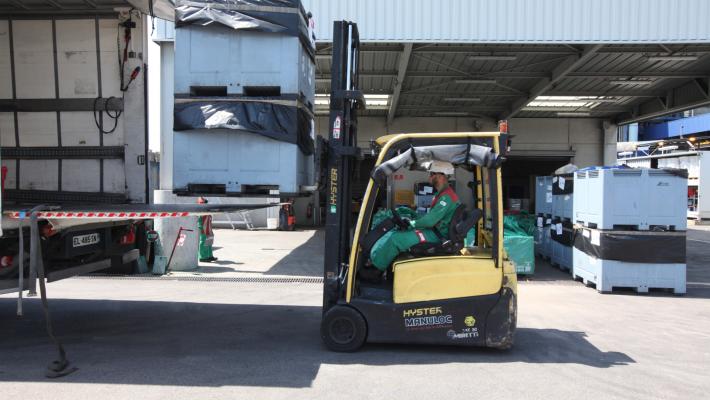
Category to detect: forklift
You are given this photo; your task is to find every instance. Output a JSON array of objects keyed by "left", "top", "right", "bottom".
[{"left": 321, "top": 21, "right": 517, "bottom": 351}]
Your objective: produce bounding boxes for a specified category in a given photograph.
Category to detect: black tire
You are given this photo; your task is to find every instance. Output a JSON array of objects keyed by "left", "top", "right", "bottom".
[
  {"left": 0, "top": 248, "right": 29, "bottom": 280},
  {"left": 321, "top": 306, "right": 368, "bottom": 352}
]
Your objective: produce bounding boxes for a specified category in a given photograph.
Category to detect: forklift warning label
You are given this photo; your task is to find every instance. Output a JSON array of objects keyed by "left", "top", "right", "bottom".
[{"left": 403, "top": 307, "right": 453, "bottom": 329}]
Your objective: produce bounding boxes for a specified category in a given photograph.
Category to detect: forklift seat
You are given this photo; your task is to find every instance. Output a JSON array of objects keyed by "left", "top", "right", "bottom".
[{"left": 408, "top": 205, "right": 483, "bottom": 257}]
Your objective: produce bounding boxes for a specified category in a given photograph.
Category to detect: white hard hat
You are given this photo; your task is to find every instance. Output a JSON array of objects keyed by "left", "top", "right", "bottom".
[{"left": 427, "top": 160, "right": 454, "bottom": 176}]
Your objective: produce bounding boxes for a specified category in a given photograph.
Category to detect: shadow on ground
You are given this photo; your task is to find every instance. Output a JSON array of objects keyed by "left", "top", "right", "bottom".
[
  {"left": 0, "top": 297, "right": 633, "bottom": 387},
  {"left": 262, "top": 229, "right": 325, "bottom": 277}
]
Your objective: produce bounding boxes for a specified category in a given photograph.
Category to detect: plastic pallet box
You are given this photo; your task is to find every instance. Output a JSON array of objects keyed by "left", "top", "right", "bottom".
[
  {"left": 533, "top": 226, "right": 552, "bottom": 259},
  {"left": 533, "top": 215, "right": 552, "bottom": 258},
  {"left": 552, "top": 195, "right": 573, "bottom": 220},
  {"left": 550, "top": 240, "right": 573, "bottom": 272},
  {"left": 174, "top": 8, "right": 315, "bottom": 105},
  {"left": 573, "top": 248, "right": 686, "bottom": 294},
  {"left": 574, "top": 168, "right": 687, "bottom": 230},
  {"left": 173, "top": 130, "right": 313, "bottom": 194},
  {"left": 534, "top": 176, "right": 553, "bottom": 215}
]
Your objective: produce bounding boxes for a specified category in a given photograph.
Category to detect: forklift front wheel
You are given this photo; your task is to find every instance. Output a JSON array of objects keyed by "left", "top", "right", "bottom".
[{"left": 321, "top": 306, "right": 367, "bottom": 352}]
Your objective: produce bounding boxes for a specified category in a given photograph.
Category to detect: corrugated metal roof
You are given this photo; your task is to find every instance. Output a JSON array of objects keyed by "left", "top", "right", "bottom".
[
  {"left": 314, "top": 42, "right": 710, "bottom": 121},
  {"left": 303, "top": 0, "right": 710, "bottom": 43}
]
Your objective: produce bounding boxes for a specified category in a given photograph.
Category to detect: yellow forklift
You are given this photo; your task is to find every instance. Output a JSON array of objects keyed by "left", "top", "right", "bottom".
[{"left": 320, "top": 21, "right": 517, "bottom": 352}]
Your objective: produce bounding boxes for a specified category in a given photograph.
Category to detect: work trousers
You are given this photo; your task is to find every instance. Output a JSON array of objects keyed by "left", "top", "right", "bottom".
[{"left": 370, "top": 228, "right": 440, "bottom": 271}]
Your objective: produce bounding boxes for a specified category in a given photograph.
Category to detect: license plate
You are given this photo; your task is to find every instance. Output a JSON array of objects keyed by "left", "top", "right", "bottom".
[{"left": 72, "top": 233, "right": 100, "bottom": 248}]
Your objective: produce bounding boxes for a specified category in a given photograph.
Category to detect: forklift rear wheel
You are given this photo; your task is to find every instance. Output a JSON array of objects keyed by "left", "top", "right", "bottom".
[{"left": 321, "top": 306, "right": 367, "bottom": 352}]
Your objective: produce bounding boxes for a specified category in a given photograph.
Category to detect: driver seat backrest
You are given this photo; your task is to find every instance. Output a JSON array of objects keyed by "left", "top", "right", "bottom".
[{"left": 449, "top": 206, "right": 483, "bottom": 244}]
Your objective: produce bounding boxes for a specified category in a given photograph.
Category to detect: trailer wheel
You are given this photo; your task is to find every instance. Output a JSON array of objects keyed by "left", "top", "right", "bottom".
[
  {"left": 321, "top": 306, "right": 367, "bottom": 352},
  {"left": 0, "top": 248, "right": 29, "bottom": 280}
]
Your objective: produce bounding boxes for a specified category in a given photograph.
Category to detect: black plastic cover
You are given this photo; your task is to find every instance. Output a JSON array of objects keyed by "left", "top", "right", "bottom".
[
  {"left": 175, "top": 0, "right": 314, "bottom": 58},
  {"left": 573, "top": 228, "right": 686, "bottom": 264},
  {"left": 551, "top": 173, "right": 574, "bottom": 195},
  {"left": 550, "top": 218, "right": 574, "bottom": 246},
  {"left": 174, "top": 100, "right": 314, "bottom": 155}
]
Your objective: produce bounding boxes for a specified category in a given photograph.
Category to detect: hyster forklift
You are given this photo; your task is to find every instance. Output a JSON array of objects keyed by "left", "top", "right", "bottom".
[{"left": 321, "top": 21, "right": 517, "bottom": 352}]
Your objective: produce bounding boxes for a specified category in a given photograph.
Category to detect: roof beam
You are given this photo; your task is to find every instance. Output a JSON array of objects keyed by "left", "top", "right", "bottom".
[
  {"left": 545, "top": 90, "right": 665, "bottom": 97},
  {"left": 693, "top": 78, "right": 709, "bottom": 98},
  {"left": 568, "top": 71, "right": 709, "bottom": 79},
  {"left": 314, "top": 45, "right": 710, "bottom": 56},
  {"left": 401, "top": 91, "right": 519, "bottom": 97},
  {"left": 398, "top": 105, "right": 505, "bottom": 112},
  {"left": 502, "top": 44, "right": 604, "bottom": 120},
  {"left": 316, "top": 70, "right": 708, "bottom": 82},
  {"left": 387, "top": 43, "right": 413, "bottom": 125},
  {"left": 618, "top": 98, "right": 710, "bottom": 125},
  {"left": 44, "top": 0, "right": 65, "bottom": 9},
  {"left": 8, "top": 0, "right": 30, "bottom": 9}
]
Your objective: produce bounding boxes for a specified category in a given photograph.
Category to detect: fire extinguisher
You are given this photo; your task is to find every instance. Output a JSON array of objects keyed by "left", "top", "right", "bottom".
[{"left": 306, "top": 202, "right": 313, "bottom": 219}]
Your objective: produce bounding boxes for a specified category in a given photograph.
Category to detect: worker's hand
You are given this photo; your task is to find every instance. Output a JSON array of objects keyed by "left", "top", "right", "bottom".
[{"left": 399, "top": 218, "right": 413, "bottom": 230}]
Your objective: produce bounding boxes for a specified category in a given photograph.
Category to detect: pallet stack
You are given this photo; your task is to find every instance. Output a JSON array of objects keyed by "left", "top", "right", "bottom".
[
  {"left": 572, "top": 167, "right": 687, "bottom": 294},
  {"left": 534, "top": 176, "right": 553, "bottom": 259},
  {"left": 550, "top": 173, "right": 574, "bottom": 272},
  {"left": 171, "top": 0, "right": 316, "bottom": 195}
]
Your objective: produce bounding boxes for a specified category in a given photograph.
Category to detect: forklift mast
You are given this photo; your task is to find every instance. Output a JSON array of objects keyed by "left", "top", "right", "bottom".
[{"left": 322, "top": 21, "right": 365, "bottom": 311}]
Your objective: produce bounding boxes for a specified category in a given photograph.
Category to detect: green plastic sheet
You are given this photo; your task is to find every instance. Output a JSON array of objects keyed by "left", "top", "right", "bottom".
[{"left": 504, "top": 212, "right": 535, "bottom": 275}]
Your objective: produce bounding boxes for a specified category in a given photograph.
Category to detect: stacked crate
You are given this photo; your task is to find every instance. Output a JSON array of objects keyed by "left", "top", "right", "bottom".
[
  {"left": 550, "top": 173, "right": 574, "bottom": 271},
  {"left": 533, "top": 176, "right": 553, "bottom": 259},
  {"left": 572, "top": 168, "right": 687, "bottom": 294},
  {"left": 171, "top": 0, "right": 316, "bottom": 195}
]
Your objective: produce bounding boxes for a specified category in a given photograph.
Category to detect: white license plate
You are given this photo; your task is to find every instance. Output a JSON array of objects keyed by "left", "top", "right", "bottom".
[{"left": 72, "top": 233, "right": 100, "bottom": 247}]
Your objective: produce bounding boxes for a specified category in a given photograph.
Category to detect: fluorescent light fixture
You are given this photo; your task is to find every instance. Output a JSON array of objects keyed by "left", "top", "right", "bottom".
[
  {"left": 610, "top": 80, "right": 654, "bottom": 85},
  {"left": 647, "top": 55, "right": 699, "bottom": 62},
  {"left": 443, "top": 97, "right": 481, "bottom": 102},
  {"left": 468, "top": 55, "right": 517, "bottom": 61},
  {"left": 532, "top": 96, "right": 618, "bottom": 105},
  {"left": 556, "top": 112, "right": 591, "bottom": 117},
  {"left": 434, "top": 111, "right": 470, "bottom": 116},
  {"left": 455, "top": 79, "right": 497, "bottom": 84},
  {"left": 314, "top": 93, "right": 390, "bottom": 108}
]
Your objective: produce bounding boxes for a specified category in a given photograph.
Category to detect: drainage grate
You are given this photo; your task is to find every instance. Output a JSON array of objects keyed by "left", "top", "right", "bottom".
[{"left": 78, "top": 274, "right": 323, "bottom": 284}]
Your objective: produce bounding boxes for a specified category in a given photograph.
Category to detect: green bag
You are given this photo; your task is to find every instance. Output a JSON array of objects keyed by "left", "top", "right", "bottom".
[
  {"left": 504, "top": 234, "right": 535, "bottom": 275},
  {"left": 503, "top": 212, "right": 535, "bottom": 275}
]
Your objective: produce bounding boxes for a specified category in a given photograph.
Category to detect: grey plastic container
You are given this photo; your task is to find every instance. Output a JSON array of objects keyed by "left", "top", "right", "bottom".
[
  {"left": 552, "top": 193, "right": 573, "bottom": 220},
  {"left": 533, "top": 224, "right": 552, "bottom": 258},
  {"left": 172, "top": 130, "right": 313, "bottom": 194},
  {"left": 550, "top": 239, "right": 573, "bottom": 272},
  {"left": 573, "top": 247, "right": 686, "bottom": 294},
  {"left": 574, "top": 168, "right": 687, "bottom": 230},
  {"left": 534, "top": 176, "right": 553, "bottom": 215},
  {"left": 175, "top": 25, "right": 315, "bottom": 105}
]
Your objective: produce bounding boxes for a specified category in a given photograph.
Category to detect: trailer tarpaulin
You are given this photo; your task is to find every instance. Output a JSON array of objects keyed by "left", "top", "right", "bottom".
[
  {"left": 173, "top": 100, "right": 314, "bottom": 155},
  {"left": 174, "top": 0, "right": 314, "bottom": 57}
]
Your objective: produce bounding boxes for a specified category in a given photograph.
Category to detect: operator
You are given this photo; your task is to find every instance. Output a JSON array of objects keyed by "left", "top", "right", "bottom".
[
  {"left": 369, "top": 161, "right": 460, "bottom": 271},
  {"left": 197, "top": 197, "right": 217, "bottom": 262}
]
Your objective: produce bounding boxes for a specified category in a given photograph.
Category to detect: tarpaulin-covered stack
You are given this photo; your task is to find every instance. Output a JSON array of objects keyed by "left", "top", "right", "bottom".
[
  {"left": 172, "top": 0, "right": 316, "bottom": 195},
  {"left": 533, "top": 176, "right": 553, "bottom": 259},
  {"left": 572, "top": 167, "right": 687, "bottom": 294},
  {"left": 550, "top": 173, "right": 574, "bottom": 272},
  {"left": 504, "top": 213, "right": 536, "bottom": 275}
]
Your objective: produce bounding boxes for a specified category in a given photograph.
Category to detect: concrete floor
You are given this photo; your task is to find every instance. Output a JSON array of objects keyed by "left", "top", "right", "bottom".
[{"left": 1, "top": 227, "right": 709, "bottom": 399}]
